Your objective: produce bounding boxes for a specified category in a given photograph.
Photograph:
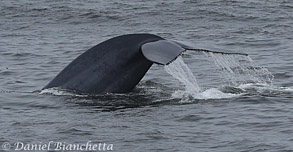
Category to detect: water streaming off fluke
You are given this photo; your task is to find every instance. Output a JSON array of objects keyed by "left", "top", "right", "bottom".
[
  {"left": 204, "top": 52, "right": 274, "bottom": 86},
  {"left": 164, "top": 56, "right": 201, "bottom": 94},
  {"left": 164, "top": 52, "right": 275, "bottom": 99}
]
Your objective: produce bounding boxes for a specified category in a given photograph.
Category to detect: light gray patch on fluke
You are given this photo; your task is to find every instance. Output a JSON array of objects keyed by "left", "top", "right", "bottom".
[{"left": 141, "top": 40, "right": 185, "bottom": 65}]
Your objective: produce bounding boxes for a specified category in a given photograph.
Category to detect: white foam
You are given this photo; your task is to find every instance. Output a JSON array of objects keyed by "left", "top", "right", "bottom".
[
  {"left": 239, "top": 83, "right": 293, "bottom": 93},
  {"left": 198, "top": 88, "right": 240, "bottom": 99},
  {"left": 283, "top": 87, "right": 293, "bottom": 92},
  {"left": 39, "top": 88, "right": 85, "bottom": 97},
  {"left": 171, "top": 88, "right": 241, "bottom": 102}
]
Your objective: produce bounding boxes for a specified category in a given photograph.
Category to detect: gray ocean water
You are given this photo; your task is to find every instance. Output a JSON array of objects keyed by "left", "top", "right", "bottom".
[{"left": 1, "top": 0, "right": 293, "bottom": 151}]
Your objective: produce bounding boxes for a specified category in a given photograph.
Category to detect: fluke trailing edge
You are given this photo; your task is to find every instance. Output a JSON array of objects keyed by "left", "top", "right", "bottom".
[{"left": 43, "top": 34, "right": 248, "bottom": 94}]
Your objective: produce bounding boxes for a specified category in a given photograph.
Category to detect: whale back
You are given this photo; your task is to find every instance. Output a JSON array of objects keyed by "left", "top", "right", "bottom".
[{"left": 43, "top": 34, "right": 164, "bottom": 93}]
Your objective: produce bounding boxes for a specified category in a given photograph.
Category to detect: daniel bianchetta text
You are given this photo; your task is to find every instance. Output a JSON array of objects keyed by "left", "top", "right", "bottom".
[{"left": 2, "top": 141, "right": 114, "bottom": 151}]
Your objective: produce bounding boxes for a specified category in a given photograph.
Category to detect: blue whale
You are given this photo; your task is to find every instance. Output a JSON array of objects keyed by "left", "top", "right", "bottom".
[
  {"left": 43, "top": 33, "right": 247, "bottom": 93},
  {"left": 43, "top": 34, "right": 185, "bottom": 93}
]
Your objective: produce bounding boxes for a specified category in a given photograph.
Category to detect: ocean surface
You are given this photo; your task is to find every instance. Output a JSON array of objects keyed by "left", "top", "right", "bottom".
[{"left": 1, "top": 0, "right": 293, "bottom": 151}]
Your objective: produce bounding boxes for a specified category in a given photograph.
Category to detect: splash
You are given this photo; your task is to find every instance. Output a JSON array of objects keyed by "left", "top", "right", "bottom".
[
  {"left": 164, "top": 56, "right": 240, "bottom": 100},
  {"left": 164, "top": 52, "right": 275, "bottom": 100}
]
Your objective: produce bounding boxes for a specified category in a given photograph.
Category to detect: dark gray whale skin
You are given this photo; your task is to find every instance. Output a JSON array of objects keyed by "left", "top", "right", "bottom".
[{"left": 43, "top": 34, "right": 164, "bottom": 93}]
